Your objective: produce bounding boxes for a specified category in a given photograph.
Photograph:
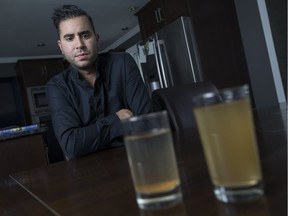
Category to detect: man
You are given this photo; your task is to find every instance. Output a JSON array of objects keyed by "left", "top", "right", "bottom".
[{"left": 46, "top": 5, "right": 153, "bottom": 159}]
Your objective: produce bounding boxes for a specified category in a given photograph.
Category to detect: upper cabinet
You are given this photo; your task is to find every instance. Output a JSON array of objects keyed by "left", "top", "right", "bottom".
[
  {"left": 16, "top": 58, "right": 67, "bottom": 87},
  {"left": 135, "top": 0, "right": 190, "bottom": 38}
]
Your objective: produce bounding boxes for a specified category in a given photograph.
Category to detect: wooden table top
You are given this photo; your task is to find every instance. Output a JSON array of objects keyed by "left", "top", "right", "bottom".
[
  {"left": 1, "top": 103, "right": 287, "bottom": 216},
  {"left": 0, "top": 177, "right": 56, "bottom": 215}
]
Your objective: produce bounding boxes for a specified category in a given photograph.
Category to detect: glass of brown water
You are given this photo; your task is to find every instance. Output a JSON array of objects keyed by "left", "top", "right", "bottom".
[{"left": 121, "top": 111, "right": 182, "bottom": 209}]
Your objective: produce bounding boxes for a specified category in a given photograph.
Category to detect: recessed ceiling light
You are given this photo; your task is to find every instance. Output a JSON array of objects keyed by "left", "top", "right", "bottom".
[
  {"left": 129, "top": 6, "right": 137, "bottom": 12},
  {"left": 37, "top": 43, "right": 46, "bottom": 47}
]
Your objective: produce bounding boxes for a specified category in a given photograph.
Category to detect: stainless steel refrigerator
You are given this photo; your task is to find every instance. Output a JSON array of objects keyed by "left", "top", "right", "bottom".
[{"left": 136, "top": 16, "right": 203, "bottom": 96}]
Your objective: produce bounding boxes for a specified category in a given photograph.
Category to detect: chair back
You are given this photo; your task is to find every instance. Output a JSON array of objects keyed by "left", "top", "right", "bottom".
[
  {"left": 45, "top": 121, "right": 65, "bottom": 163},
  {"left": 152, "top": 81, "right": 218, "bottom": 130}
]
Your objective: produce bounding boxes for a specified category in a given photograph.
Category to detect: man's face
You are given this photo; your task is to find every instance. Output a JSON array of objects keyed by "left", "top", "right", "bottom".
[{"left": 57, "top": 16, "right": 99, "bottom": 71}]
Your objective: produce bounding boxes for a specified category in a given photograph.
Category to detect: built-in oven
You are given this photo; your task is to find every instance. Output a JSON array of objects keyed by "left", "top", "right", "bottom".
[{"left": 26, "top": 86, "right": 51, "bottom": 124}]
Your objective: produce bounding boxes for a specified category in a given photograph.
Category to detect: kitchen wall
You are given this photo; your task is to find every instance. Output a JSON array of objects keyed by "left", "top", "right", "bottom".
[
  {"left": 234, "top": 0, "right": 286, "bottom": 108},
  {"left": 0, "top": 63, "right": 16, "bottom": 78}
]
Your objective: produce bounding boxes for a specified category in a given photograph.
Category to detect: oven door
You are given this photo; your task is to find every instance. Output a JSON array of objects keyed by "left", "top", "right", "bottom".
[{"left": 27, "top": 86, "right": 50, "bottom": 116}]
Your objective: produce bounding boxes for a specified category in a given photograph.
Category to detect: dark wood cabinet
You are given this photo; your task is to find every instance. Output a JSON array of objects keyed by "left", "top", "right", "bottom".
[
  {"left": 162, "top": 0, "right": 189, "bottom": 23},
  {"left": 136, "top": 0, "right": 189, "bottom": 38},
  {"left": 16, "top": 58, "right": 65, "bottom": 87},
  {"left": 16, "top": 58, "right": 67, "bottom": 125}
]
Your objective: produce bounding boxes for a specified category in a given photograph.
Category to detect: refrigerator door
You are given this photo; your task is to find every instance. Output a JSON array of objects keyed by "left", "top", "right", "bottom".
[
  {"left": 156, "top": 16, "right": 202, "bottom": 86},
  {"left": 137, "top": 16, "right": 201, "bottom": 96}
]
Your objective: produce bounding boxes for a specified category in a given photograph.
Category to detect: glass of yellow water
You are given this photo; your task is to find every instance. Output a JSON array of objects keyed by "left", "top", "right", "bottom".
[
  {"left": 193, "top": 85, "right": 263, "bottom": 203},
  {"left": 121, "top": 111, "right": 182, "bottom": 209}
]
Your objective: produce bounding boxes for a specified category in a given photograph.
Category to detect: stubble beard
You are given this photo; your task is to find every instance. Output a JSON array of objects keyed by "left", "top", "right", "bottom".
[{"left": 73, "top": 54, "right": 98, "bottom": 72}]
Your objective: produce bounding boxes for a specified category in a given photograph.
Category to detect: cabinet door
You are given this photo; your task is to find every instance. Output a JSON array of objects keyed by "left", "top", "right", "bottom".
[
  {"left": 17, "top": 60, "right": 43, "bottom": 86},
  {"left": 17, "top": 59, "right": 64, "bottom": 87},
  {"left": 136, "top": 0, "right": 166, "bottom": 38},
  {"left": 43, "top": 59, "right": 65, "bottom": 81},
  {"left": 163, "top": 0, "right": 190, "bottom": 23},
  {"left": 136, "top": 0, "right": 189, "bottom": 39}
]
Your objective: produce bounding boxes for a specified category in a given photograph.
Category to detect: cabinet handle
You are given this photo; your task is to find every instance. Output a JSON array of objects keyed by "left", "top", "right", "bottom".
[
  {"left": 41, "top": 66, "right": 48, "bottom": 75},
  {"left": 41, "top": 66, "right": 45, "bottom": 75},
  {"left": 155, "top": 9, "right": 160, "bottom": 23},
  {"left": 155, "top": 36, "right": 169, "bottom": 88},
  {"left": 44, "top": 66, "right": 48, "bottom": 75},
  {"left": 157, "top": 8, "right": 165, "bottom": 22}
]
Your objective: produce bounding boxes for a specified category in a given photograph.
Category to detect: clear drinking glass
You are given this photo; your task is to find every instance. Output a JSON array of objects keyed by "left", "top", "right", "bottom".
[
  {"left": 121, "top": 111, "right": 182, "bottom": 209},
  {"left": 193, "top": 85, "right": 264, "bottom": 203}
]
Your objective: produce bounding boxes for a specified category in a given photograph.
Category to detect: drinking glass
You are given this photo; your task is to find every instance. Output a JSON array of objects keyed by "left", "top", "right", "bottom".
[
  {"left": 193, "top": 85, "right": 263, "bottom": 202},
  {"left": 121, "top": 111, "right": 182, "bottom": 209}
]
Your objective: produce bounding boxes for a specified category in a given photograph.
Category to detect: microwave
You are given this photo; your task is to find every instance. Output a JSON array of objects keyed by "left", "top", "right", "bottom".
[{"left": 27, "top": 86, "right": 50, "bottom": 116}]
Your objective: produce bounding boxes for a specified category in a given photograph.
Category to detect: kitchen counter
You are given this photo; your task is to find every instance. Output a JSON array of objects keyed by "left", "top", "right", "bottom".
[
  {"left": 0, "top": 124, "right": 47, "bottom": 141},
  {"left": 0, "top": 125, "right": 48, "bottom": 178}
]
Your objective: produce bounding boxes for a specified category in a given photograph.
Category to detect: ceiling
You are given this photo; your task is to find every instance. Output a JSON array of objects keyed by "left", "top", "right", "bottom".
[{"left": 0, "top": 0, "right": 149, "bottom": 63}]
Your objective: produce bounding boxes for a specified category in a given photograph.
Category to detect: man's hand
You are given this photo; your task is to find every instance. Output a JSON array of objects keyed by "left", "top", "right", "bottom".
[{"left": 116, "top": 109, "right": 134, "bottom": 120}]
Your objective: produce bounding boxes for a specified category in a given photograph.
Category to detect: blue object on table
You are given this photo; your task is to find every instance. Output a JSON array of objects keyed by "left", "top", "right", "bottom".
[{"left": 0, "top": 124, "right": 41, "bottom": 140}]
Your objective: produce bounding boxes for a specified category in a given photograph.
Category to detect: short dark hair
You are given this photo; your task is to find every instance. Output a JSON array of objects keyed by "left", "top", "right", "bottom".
[{"left": 51, "top": 5, "right": 95, "bottom": 35}]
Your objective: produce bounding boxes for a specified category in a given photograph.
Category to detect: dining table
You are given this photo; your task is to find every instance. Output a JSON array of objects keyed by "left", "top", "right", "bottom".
[{"left": 0, "top": 103, "right": 286, "bottom": 216}]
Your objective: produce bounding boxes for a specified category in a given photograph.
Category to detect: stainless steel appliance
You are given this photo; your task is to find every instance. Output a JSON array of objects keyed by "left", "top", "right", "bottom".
[
  {"left": 26, "top": 85, "right": 51, "bottom": 124},
  {"left": 136, "top": 16, "right": 202, "bottom": 96}
]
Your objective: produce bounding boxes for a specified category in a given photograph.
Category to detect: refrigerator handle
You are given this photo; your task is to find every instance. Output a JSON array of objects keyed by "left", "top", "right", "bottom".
[
  {"left": 152, "top": 39, "right": 165, "bottom": 88},
  {"left": 154, "top": 10, "right": 160, "bottom": 23},
  {"left": 155, "top": 35, "right": 169, "bottom": 88}
]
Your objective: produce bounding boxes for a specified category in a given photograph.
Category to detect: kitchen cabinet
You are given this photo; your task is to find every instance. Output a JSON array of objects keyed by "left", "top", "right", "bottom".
[
  {"left": 136, "top": 0, "right": 190, "bottom": 38},
  {"left": 16, "top": 58, "right": 66, "bottom": 87},
  {"left": 16, "top": 58, "right": 68, "bottom": 125}
]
